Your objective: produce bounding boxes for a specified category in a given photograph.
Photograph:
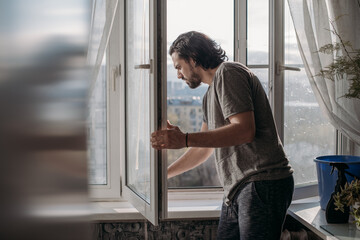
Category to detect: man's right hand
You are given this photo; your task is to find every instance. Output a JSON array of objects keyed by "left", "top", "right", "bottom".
[{"left": 150, "top": 120, "right": 187, "bottom": 150}]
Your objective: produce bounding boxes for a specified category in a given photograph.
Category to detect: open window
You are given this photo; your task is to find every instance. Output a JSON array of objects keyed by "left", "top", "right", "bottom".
[
  {"left": 120, "top": 0, "right": 160, "bottom": 225},
  {"left": 166, "top": 0, "right": 234, "bottom": 191}
]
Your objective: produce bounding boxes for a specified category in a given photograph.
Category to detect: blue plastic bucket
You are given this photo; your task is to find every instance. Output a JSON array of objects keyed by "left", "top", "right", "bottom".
[{"left": 314, "top": 155, "right": 360, "bottom": 210}]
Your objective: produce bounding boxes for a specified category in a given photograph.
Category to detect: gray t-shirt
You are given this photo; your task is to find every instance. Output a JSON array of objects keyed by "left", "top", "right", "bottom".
[{"left": 202, "top": 62, "right": 293, "bottom": 204}]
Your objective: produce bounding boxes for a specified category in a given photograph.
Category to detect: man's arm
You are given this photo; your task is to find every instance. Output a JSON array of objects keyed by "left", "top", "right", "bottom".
[
  {"left": 166, "top": 122, "right": 214, "bottom": 179},
  {"left": 151, "top": 111, "right": 255, "bottom": 149},
  {"left": 188, "top": 111, "right": 255, "bottom": 148}
]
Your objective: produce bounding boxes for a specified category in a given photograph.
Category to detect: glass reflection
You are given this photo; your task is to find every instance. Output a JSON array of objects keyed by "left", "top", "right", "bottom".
[{"left": 126, "top": 0, "right": 151, "bottom": 202}]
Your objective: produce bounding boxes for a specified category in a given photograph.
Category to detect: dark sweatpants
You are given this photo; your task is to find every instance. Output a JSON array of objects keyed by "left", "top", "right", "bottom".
[{"left": 217, "top": 175, "right": 294, "bottom": 240}]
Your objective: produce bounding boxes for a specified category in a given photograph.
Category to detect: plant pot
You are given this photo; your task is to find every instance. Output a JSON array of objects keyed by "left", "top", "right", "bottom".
[{"left": 314, "top": 155, "right": 360, "bottom": 210}]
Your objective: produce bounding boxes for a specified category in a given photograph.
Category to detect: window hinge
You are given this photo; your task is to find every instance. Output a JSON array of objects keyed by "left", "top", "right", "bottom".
[{"left": 120, "top": 176, "right": 122, "bottom": 195}]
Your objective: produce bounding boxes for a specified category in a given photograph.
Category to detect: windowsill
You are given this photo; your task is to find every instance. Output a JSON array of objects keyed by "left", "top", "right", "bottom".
[
  {"left": 90, "top": 185, "right": 319, "bottom": 221},
  {"left": 90, "top": 190, "right": 224, "bottom": 221},
  {"left": 91, "top": 197, "right": 327, "bottom": 223},
  {"left": 91, "top": 197, "right": 360, "bottom": 240},
  {"left": 287, "top": 197, "right": 360, "bottom": 240},
  {"left": 90, "top": 199, "right": 223, "bottom": 222},
  {"left": 90, "top": 201, "right": 143, "bottom": 222},
  {"left": 167, "top": 199, "right": 222, "bottom": 219}
]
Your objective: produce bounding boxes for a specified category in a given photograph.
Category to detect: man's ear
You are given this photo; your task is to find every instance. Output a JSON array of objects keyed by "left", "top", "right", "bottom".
[{"left": 189, "top": 58, "right": 197, "bottom": 67}]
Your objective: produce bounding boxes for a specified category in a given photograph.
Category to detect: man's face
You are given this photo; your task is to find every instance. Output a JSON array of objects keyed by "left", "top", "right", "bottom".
[{"left": 171, "top": 52, "right": 202, "bottom": 89}]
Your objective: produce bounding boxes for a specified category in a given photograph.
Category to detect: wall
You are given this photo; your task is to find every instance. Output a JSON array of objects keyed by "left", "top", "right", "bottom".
[
  {"left": 91, "top": 215, "right": 322, "bottom": 240},
  {"left": 92, "top": 220, "right": 219, "bottom": 240}
]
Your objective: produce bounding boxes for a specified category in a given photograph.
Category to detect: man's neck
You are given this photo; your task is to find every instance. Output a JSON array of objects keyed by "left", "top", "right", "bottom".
[{"left": 201, "top": 64, "right": 221, "bottom": 86}]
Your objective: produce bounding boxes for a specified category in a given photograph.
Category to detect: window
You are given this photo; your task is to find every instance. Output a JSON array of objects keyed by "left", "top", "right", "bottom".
[
  {"left": 245, "top": 0, "right": 335, "bottom": 192},
  {"left": 87, "top": 0, "right": 120, "bottom": 200},
  {"left": 167, "top": 0, "right": 234, "bottom": 188},
  {"left": 166, "top": 0, "right": 335, "bottom": 194},
  {"left": 88, "top": 55, "right": 107, "bottom": 186},
  {"left": 125, "top": 0, "right": 152, "bottom": 204},
  {"left": 247, "top": 0, "right": 269, "bottom": 92},
  {"left": 87, "top": 0, "right": 108, "bottom": 188},
  {"left": 88, "top": 0, "right": 338, "bottom": 225},
  {"left": 121, "top": 0, "right": 159, "bottom": 225},
  {"left": 283, "top": 3, "right": 335, "bottom": 187}
]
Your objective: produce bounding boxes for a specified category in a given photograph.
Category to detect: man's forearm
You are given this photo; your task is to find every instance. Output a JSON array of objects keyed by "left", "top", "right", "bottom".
[{"left": 168, "top": 147, "right": 214, "bottom": 179}]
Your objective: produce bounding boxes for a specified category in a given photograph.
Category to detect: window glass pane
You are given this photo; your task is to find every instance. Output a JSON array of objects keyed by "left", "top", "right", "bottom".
[
  {"left": 249, "top": 68, "right": 269, "bottom": 95},
  {"left": 88, "top": 0, "right": 106, "bottom": 65},
  {"left": 126, "top": 0, "right": 151, "bottom": 202},
  {"left": 248, "top": 0, "right": 269, "bottom": 94},
  {"left": 247, "top": 0, "right": 269, "bottom": 65},
  {"left": 167, "top": 0, "right": 233, "bottom": 188},
  {"left": 284, "top": 3, "right": 335, "bottom": 186},
  {"left": 88, "top": 54, "right": 107, "bottom": 185}
]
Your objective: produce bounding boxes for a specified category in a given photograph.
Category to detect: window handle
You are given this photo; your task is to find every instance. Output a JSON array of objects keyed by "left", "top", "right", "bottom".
[
  {"left": 276, "top": 62, "right": 301, "bottom": 75},
  {"left": 134, "top": 60, "right": 153, "bottom": 73},
  {"left": 134, "top": 64, "right": 150, "bottom": 69}
]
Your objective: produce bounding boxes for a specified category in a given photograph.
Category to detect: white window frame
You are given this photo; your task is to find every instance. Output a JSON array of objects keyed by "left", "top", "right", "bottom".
[
  {"left": 88, "top": 0, "right": 121, "bottom": 200},
  {"left": 269, "top": 0, "right": 318, "bottom": 199},
  {"left": 119, "top": 0, "right": 160, "bottom": 225},
  {"left": 88, "top": 0, "right": 161, "bottom": 225}
]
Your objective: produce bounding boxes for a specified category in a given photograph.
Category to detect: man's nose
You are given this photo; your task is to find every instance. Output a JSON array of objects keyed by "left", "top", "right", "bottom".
[{"left": 177, "top": 70, "right": 183, "bottom": 79}]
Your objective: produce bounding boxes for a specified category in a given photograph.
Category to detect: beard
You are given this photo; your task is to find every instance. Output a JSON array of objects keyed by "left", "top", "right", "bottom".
[{"left": 184, "top": 67, "right": 202, "bottom": 89}]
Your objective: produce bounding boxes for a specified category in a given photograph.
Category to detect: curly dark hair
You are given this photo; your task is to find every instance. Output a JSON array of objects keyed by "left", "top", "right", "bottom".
[{"left": 169, "top": 31, "right": 228, "bottom": 69}]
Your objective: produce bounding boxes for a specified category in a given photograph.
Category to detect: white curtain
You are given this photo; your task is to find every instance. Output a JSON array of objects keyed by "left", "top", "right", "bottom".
[{"left": 287, "top": 0, "right": 360, "bottom": 146}]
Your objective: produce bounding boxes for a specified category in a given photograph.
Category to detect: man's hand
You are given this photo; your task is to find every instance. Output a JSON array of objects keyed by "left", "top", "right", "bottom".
[{"left": 151, "top": 120, "right": 186, "bottom": 150}]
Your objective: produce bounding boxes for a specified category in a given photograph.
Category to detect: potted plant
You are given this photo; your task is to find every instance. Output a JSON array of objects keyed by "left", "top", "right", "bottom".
[{"left": 333, "top": 178, "right": 360, "bottom": 229}]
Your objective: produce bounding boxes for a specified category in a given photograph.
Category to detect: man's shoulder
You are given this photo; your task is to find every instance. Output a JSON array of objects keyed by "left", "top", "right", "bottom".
[
  {"left": 220, "top": 61, "right": 247, "bottom": 69},
  {"left": 216, "top": 62, "right": 251, "bottom": 81},
  {"left": 217, "top": 61, "right": 250, "bottom": 75}
]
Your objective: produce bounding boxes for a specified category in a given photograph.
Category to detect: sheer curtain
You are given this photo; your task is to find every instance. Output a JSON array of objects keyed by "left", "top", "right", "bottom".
[
  {"left": 88, "top": 0, "right": 119, "bottom": 89},
  {"left": 287, "top": 0, "right": 360, "bottom": 145}
]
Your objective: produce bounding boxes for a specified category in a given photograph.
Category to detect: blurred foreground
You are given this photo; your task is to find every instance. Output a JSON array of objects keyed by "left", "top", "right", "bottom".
[{"left": 0, "top": 1, "right": 91, "bottom": 239}]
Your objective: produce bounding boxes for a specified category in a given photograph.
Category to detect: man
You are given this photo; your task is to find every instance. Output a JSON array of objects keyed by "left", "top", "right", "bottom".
[{"left": 151, "top": 31, "right": 294, "bottom": 240}]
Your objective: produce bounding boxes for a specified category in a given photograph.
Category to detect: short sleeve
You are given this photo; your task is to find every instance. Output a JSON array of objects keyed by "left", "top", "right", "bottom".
[
  {"left": 215, "top": 66, "right": 254, "bottom": 120},
  {"left": 202, "top": 93, "right": 208, "bottom": 124}
]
